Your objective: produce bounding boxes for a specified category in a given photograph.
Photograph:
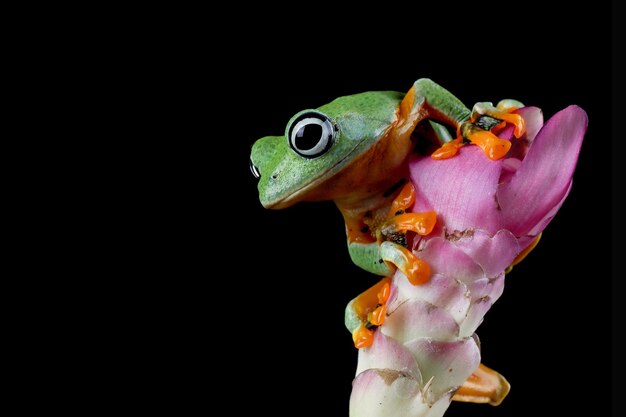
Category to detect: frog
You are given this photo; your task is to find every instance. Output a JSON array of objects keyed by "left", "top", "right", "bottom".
[{"left": 250, "top": 78, "right": 523, "bottom": 406}]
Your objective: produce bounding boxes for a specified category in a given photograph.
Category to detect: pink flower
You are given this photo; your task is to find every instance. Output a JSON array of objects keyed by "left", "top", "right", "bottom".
[
  {"left": 350, "top": 105, "right": 587, "bottom": 417},
  {"left": 411, "top": 105, "right": 586, "bottom": 253}
]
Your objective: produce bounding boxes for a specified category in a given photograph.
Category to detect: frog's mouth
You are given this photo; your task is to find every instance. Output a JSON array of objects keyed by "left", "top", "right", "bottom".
[{"left": 266, "top": 138, "right": 371, "bottom": 210}]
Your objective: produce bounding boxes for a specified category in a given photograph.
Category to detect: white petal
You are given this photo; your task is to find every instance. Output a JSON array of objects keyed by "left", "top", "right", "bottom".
[
  {"left": 357, "top": 331, "right": 422, "bottom": 383},
  {"left": 459, "top": 295, "right": 496, "bottom": 338},
  {"left": 350, "top": 369, "right": 453, "bottom": 417},
  {"left": 383, "top": 299, "right": 459, "bottom": 344},
  {"left": 391, "top": 272, "right": 471, "bottom": 324},
  {"left": 466, "top": 275, "right": 505, "bottom": 303},
  {"left": 404, "top": 337, "right": 481, "bottom": 399}
]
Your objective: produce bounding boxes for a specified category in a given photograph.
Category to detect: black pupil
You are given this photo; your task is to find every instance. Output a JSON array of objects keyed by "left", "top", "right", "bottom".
[{"left": 295, "top": 123, "right": 323, "bottom": 151}]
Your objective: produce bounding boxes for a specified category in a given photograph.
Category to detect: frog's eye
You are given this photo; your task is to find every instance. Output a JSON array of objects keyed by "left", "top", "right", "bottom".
[
  {"left": 249, "top": 157, "right": 260, "bottom": 179},
  {"left": 288, "top": 112, "right": 336, "bottom": 158}
]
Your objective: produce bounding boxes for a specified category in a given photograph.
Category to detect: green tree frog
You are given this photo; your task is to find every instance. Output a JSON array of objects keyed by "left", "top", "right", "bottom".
[{"left": 250, "top": 78, "right": 524, "bottom": 348}]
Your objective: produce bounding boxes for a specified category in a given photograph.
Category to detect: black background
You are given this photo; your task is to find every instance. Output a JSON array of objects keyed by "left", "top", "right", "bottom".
[{"left": 128, "top": 2, "right": 617, "bottom": 416}]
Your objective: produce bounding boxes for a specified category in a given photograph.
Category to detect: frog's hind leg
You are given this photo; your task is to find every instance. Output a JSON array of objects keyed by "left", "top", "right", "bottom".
[
  {"left": 345, "top": 277, "right": 392, "bottom": 348},
  {"left": 452, "top": 363, "right": 511, "bottom": 406}
]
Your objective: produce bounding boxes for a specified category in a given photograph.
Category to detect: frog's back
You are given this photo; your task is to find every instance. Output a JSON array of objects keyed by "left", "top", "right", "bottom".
[{"left": 318, "top": 90, "right": 405, "bottom": 123}]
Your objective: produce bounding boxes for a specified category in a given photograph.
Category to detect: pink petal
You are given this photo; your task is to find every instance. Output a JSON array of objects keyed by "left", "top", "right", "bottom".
[
  {"left": 409, "top": 105, "right": 582, "bottom": 241},
  {"left": 356, "top": 331, "right": 422, "bottom": 379},
  {"left": 498, "top": 105, "right": 587, "bottom": 236},
  {"left": 496, "top": 124, "right": 515, "bottom": 141},
  {"left": 499, "top": 157, "right": 521, "bottom": 185},
  {"left": 404, "top": 337, "right": 481, "bottom": 398},
  {"left": 383, "top": 299, "right": 459, "bottom": 343},
  {"left": 507, "top": 106, "right": 544, "bottom": 160},
  {"left": 451, "top": 229, "right": 520, "bottom": 278},
  {"left": 410, "top": 147, "right": 503, "bottom": 236},
  {"left": 525, "top": 180, "right": 572, "bottom": 240},
  {"left": 417, "top": 237, "right": 484, "bottom": 282},
  {"left": 518, "top": 106, "right": 544, "bottom": 143}
]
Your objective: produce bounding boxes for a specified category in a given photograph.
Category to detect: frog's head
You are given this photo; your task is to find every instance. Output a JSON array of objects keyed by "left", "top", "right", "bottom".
[{"left": 250, "top": 91, "right": 403, "bottom": 209}]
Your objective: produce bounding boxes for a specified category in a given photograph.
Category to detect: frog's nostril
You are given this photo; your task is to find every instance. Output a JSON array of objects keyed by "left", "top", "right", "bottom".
[{"left": 271, "top": 174, "right": 278, "bottom": 180}]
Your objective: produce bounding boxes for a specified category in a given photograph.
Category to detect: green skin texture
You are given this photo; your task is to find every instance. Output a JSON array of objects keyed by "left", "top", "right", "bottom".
[{"left": 250, "top": 79, "right": 520, "bottom": 332}]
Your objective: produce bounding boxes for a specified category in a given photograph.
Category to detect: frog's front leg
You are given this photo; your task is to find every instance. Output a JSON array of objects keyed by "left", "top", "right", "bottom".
[
  {"left": 378, "top": 182, "right": 436, "bottom": 284},
  {"left": 347, "top": 241, "right": 394, "bottom": 276},
  {"left": 347, "top": 232, "right": 434, "bottom": 284},
  {"left": 346, "top": 183, "right": 436, "bottom": 284}
]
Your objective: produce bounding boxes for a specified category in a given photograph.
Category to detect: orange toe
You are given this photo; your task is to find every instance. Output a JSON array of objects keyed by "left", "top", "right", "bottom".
[
  {"left": 432, "top": 137, "right": 463, "bottom": 160},
  {"left": 468, "top": 130, "right": 512, "bottom": 160}
]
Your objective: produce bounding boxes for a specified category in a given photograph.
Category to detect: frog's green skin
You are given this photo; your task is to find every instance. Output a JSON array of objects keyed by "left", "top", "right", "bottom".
[{"left": 251, "top": 78, "right": 475, "bottom": 276}]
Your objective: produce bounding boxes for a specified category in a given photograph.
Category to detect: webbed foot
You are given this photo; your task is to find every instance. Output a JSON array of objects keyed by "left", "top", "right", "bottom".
[
  {"left": 433, "top": 100, "right": 526, "bottom": 161},
  {"left": 377, "top": 183, "right": 436, "bottom": 286},
  {"left": 348, "top": 277, "right": 392, "bottom": 348},
  {"left": 472, "top": 100, "right": 526, "bottom": 137}
]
